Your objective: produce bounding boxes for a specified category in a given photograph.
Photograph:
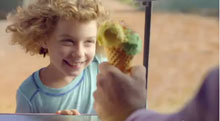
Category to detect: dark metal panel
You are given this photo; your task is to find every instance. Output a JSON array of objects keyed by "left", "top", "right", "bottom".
[{"left": 143, "top": 1, "right": 152, "bottom": 89}]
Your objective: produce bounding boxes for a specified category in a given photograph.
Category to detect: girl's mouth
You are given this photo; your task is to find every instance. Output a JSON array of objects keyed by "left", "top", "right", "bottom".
[{"left": 63, "top": 59, "right": 85, "bottom": 69}]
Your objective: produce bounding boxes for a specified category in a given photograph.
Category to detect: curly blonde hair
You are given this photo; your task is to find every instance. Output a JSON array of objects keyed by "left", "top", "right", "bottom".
[{"left": 6, "top": 0, "right": 108, "bottom": 56}]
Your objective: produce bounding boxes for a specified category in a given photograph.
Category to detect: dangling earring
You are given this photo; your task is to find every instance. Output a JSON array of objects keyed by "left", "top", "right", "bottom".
[{"left": 39, "top": 47, "right": 48, "bottom": 58}]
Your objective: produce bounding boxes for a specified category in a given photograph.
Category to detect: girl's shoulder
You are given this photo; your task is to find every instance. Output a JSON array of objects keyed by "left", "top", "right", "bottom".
[
  {"left": 86, "top": 55, "right": 107, "bottom": 73},
  {"left": 93, "top": 55, "right": 108, "bottom": 64},
  {"left": 17, "top": 69, "right": 41, "bottom": 100}
]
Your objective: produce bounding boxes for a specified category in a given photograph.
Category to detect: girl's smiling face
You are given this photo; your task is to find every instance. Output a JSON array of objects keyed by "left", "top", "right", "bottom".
[{"left": 44, "top": 19, "right": 97, "bottom": 78}]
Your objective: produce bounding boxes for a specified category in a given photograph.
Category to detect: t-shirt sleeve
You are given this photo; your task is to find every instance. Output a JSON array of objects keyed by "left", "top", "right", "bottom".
[
  {"left": 99, "top": 56, "right": 108, "bottom": 63},
  {"left": 16, "top": 89, "right": 33, "bottom": 113},
  {"left": 95, "top": 55, "right": 108, "bottom": 64}
]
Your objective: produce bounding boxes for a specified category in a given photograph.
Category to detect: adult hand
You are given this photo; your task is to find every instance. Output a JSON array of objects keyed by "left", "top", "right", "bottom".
[
  {"left": 94, "top": 62, "right": 147, "bottom": 121},
  {"left": 56, "top": 109, "right": 80, "bottom": 115}
]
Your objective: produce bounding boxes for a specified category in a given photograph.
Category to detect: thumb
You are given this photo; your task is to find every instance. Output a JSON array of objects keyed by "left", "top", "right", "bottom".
[
  {"left": 130, "top": 65, "right": 146, "bottom": 83},
  {"left": 70, "top": 109, "right": 80, "bottom": 115}
]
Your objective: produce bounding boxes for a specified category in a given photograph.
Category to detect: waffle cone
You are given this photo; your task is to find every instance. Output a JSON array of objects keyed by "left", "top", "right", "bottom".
[{"left": 105, "top": 47, "right": 133, "bottom": 73}]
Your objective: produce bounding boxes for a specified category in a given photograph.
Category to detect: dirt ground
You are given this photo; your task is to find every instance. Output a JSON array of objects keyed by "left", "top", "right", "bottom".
[{"left": 0, "top": 0, "right": 218, "bottom": 113}]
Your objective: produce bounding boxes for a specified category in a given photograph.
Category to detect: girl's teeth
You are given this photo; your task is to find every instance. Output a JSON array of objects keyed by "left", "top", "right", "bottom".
[{"left": 71, "top": 62, "right": 83, "bottom": 65}]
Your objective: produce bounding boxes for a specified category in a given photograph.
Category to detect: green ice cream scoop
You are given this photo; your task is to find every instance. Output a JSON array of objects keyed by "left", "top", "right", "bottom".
[{"left": 123, "top": 29, "right": 142, "bottom": 56}]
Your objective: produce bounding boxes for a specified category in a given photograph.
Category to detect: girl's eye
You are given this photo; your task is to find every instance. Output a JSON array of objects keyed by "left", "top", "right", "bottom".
[
  {"left": 84, "top": 40, "right": 96, "bottom": 47},
  {"left": 86, "top": 40, "right": 95, "bottom": 44},
  {"left": 61, "top": 39, "right": 74, "bottom": 45}
]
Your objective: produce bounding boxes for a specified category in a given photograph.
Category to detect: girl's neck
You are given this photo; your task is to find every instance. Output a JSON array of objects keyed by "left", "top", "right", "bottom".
[{"left": 39, "top": 65, "right": 76, "bottom": 88}]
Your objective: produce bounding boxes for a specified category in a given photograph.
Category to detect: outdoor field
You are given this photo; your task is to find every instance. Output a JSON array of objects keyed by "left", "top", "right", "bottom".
[{"left": 0, "top": 0, "right": 218, "bottom": 113}]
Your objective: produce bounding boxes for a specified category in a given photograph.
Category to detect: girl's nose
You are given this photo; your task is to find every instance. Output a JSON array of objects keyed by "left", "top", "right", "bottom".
[{"left": 72, "top": 44, "right": 84, "bottom": 58}]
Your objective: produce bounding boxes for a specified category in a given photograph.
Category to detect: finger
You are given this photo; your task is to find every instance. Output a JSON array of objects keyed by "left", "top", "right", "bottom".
[
  {"left": 96, "top": 72, "right": 105, "bottom": 87},
  {"left": 93, "top": 101, "right": 96, "bottom": 109},
  {"left": 99, "top": 62, "right": 132, "bottom": 89},
  {"left": 70, "top": 109, "right": 80, "bottom": 115},
  {"left": 93, "top": 89, "right": 97, "bottom": 99},
  {"left": 96, "top": 73, "right": 109, "bottom": 97},
  {"left": 93, "top": 86, "right": 105, "bottom": 103},
  {"left": 130, "top": 65, "right": 146, "bottom": 82},
  {"left": 93, "top": 90, "right": 104, "bottom": 115},
  {"left": 99, "top": 62, "right": 122, "bottom": 74},
  {"left": 56, "top": 110, "right": 73, "bottom": 115},
  {"left": 98, "top": 62, "right": 111, "bottom": 73},
  {"left": 56, "top": 110, "right": 61, "bottom": 114},
  {"left": 97, "top": 63, "right": 121, "bottom": 89},
  {"left": 93, "top": 90, "right": 107, "bottom": 119}
]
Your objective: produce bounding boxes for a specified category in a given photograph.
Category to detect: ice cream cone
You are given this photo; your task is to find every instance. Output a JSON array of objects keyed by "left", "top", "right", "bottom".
[
  {"left": 105, "top": 46, "right": 133, "bottom": 73},
  {"left": 98, "top": 21, "right": 142, "bottom": 73}
]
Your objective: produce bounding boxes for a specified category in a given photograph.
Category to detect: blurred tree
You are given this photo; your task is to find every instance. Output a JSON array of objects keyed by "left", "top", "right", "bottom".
[
  {"left": 118, "top": 0, "right": 219, "bottom": 16},
  {"left": 152, "top": 0, "right": 219, "bottom": 16},
  {"left": 0, "top": 0, "right": 22, "bottom": 19}
]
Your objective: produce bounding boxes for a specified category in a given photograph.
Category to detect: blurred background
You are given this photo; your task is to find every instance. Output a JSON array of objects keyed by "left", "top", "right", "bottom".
[{"left": 0, "top": 0, "right": 219, "bottom": 113}]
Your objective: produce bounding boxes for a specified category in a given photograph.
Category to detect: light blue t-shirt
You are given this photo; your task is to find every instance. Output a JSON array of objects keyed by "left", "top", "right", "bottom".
[{"left": 16, "top": 56, "right": 106, "bottom": 114}]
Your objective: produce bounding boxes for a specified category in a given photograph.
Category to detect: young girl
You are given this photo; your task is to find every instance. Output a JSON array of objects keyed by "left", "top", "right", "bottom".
[{"left": 6, "top": 0, "right": 108, "bottom": 115}]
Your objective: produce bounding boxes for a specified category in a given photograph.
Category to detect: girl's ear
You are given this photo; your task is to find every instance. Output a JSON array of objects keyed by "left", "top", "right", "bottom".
[
  {"left": 39, "top": 39, "right": 49, "bottom": 57},
  {"left": 40, "top": 39, "right": 48, "bottom": 49}
]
